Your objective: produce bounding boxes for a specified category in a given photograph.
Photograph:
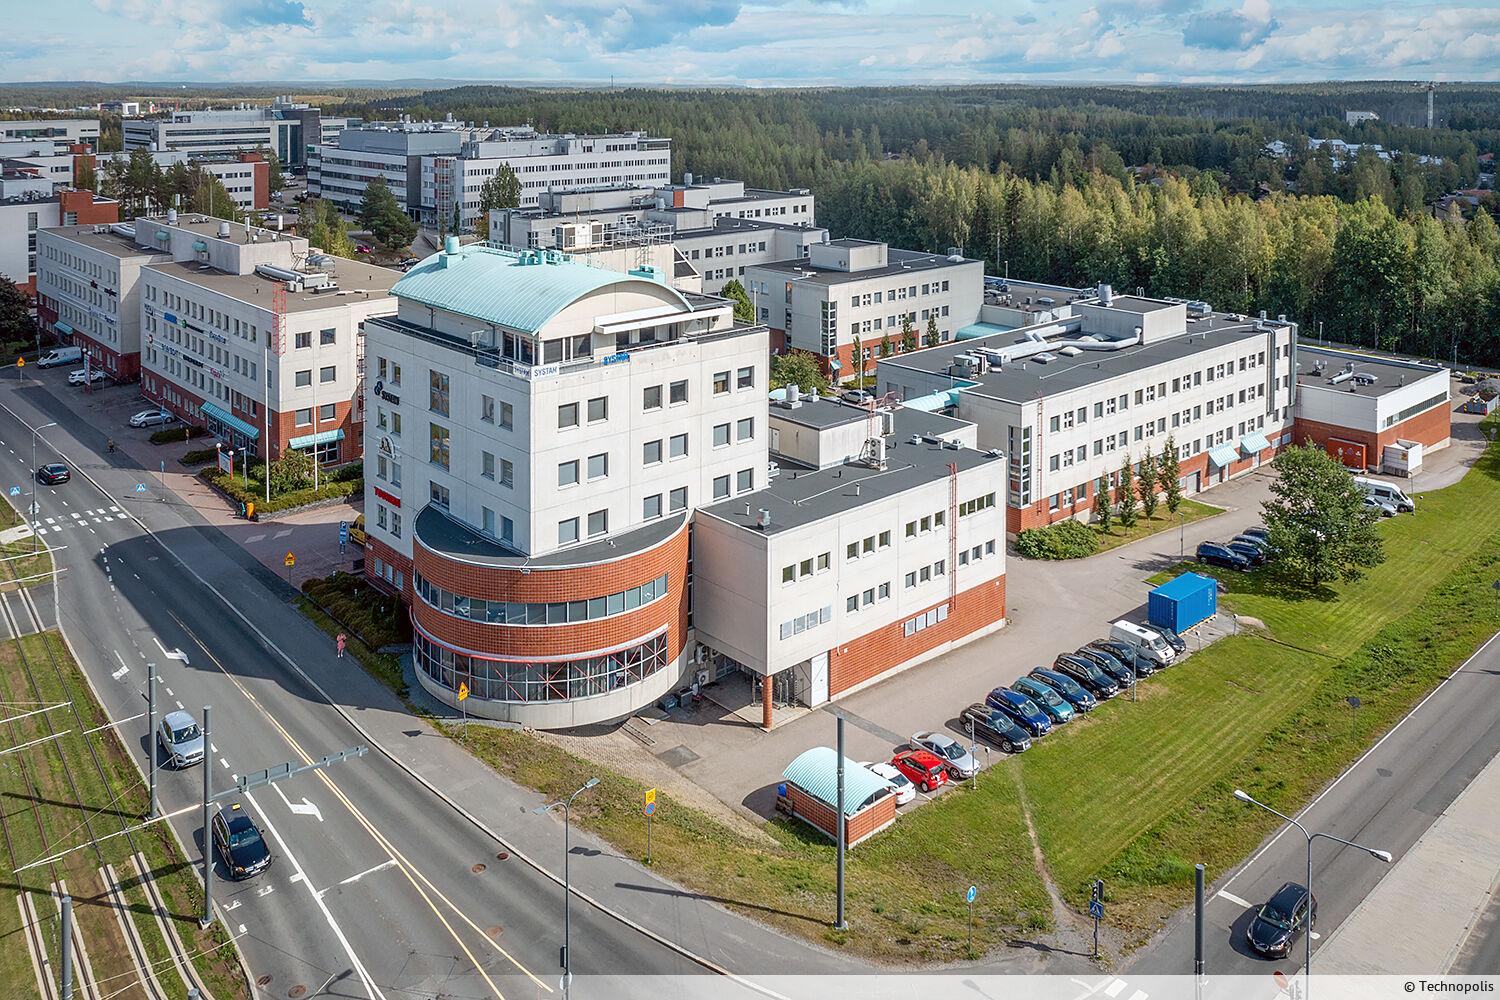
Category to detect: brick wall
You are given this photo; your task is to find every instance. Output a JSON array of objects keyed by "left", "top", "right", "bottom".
[
  {"left": 271, "top": 399, "right": 358, "bottom": 464},
  {"left": 74, "top": 333, "right": 140, "bottom": 380},
  {"left": 1295, "top": 403, "right": 1450, "bottom": 469},
  {"left": 786, "top": 785, "right": 897, "bottom": 847},
  {"left": 57, "top": 190, "right": 118, "bottom": 225},
  {"left": 828, "top": 575, "right": 1005, "bottom": 697},
  {"left": 364, "top": 537, "right": 413, "bottom": 600},
  {"left": 409, "top": 520, "right": 690, "bottom": 661}
]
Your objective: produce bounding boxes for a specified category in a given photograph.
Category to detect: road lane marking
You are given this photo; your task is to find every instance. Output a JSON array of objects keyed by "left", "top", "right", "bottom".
[
  {"left": 222, "top": 900, "right": 240, "bottom": 912},
  {"left": 219, "top": 757, "right": 229, "bottom": 768},
  {"left": 273, "top": 529, "right": 293, "bottom": 539},
  {"left": 152, "top": 637, "right": 189, "bottom": 662},
  {"left": 273, "top": 782, "right": 324, "bottom": 822},
  {"left": 1103, "top": 980, "right": 1127, "bottom": 998},
  {"left": 111, "top": 650, "right": 129, "bottom": 680},
  {"left": 174, "top": 700, "right": 183, "bottom": 710},
  {"left": 1216, "top": 889, "right": 1253, "bottom": 908},
  {"left": 245, "top": 534, "right": 266, "bottom": 543},
  {"left": 256, "top": 884, "right": 274, "bottom": 898},
  {"left": 338, "top": 859, "right": 396, "bottom": 887}
]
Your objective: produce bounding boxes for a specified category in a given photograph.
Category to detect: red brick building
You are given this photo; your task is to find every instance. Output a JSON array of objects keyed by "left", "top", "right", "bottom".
[{"left": 1291, "top": 347, "right": 1450, "bottom": 471}]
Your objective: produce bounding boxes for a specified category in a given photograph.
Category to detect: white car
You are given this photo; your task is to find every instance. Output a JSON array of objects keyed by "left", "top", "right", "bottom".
[
  {"left": 841, "top": 388, "right": 874, "bottom": 405},
  {"left": 129, "top": 409, "right": 176, "bottom": 428},
  {"left": 1363, "top": 495, "right": 1398, "bottom": 517},
  {"left": 860, "top": 761, "right": 916, "bottom": 806},
  {"left": 67, "top": 368, "right": 107, "bottom": 386},
  {"left": 910, "top": 731, "right": 979, "bottom": 780}
]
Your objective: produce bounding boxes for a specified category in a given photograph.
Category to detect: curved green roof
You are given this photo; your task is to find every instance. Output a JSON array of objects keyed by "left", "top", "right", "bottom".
[
  {"left": 390, "top": 245, "right": 689, "bottom": 334},
  {"left": 782, "top": 746, "right": 892, "bottom": 816}
]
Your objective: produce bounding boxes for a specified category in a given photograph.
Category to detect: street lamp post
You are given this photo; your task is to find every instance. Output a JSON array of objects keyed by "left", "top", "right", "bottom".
[
  {"left": 1232, "top": 789, "right": 1391, "bottom": 996},
  {"left": 28, "top": 422, "right": 58, "bottom": 553},
  {"left": 534, "top": 776, "right": 600, "bottom": 996}
]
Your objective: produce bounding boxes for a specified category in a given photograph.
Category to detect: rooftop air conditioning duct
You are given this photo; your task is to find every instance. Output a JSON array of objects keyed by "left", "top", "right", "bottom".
[
  {"left": 1097, "top": 282, "right": 1113, "bottom": 306},
  {"left": 756, "top": 508, "right": 772, "bottom": 530},
  {"left": 217, "top": 220, "right": 231, "bottom": 238},
  {"left": 786, "top": 383, "right": 801, "bottom": 407},
  {"left": 167, "top": 208, "right": 177, "bottom": 224}
]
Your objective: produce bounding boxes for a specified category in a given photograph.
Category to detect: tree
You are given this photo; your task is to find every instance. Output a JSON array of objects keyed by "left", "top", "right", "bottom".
[
  {"left": 451, "top": 202, "right": 462, "bottom": 237},
  {"left": 261, "top": 145, "right": 285, "bottom": 194},
  {"left": 183, "top": 166, "right": 238, "bottom": 219},
  {"left": 267, "top": 448, "right": 314, "bottom": 496},
  {"left": 850, "top": 334, "right": 863, "bottom": 380},
  {"left": 297, "top": 198, "right": 355, "bottom": 258},
  {"left": 924, "top": 315, "right": 940, "bottom": 347},
  {"left": 770, "top": 351, "right": 830, "bottom": 394},
  {"left": 473, "top": 164, "right": 521, "bottom": 240},
  {"left": 720, "top": 279, "right": 755, "bottom": 324},
  {"left": 1261, "top": 443, "right": 1385, "bottom": 586},
  {"left": 1160, "top": 439, "right": 1183, "bottom": 515},
  {"left": 1093, "top": 474, "right": 1112, "bottom": 532},
  {"left": 74, "top": 157, "right": 97, "bottom": 193},
  {"left": 0, "top": 275, "right": 37, "bottom": 342},
  {"left": 900, "top": 314, "right": 917, "bottom": 352},
  {"left": 1117, "top": 455, "right": 1138, "bottom": 528},
  {"left": 360, "top": 178, "right": 418, "bottom": 255},
  {"left": 1139, "top": 450, "right": 1159, "bottom": 519}
]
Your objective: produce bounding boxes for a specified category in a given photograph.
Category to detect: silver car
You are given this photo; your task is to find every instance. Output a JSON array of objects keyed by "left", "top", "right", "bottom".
[
  {"left": 910, "top": 730, "right": 978, "bottom": 780},
  {"left": 129, "top": 409, "right": 176, "bottom": 428},
  {"left": 157, "top": 710, "right": 205, "bottom": 768}
]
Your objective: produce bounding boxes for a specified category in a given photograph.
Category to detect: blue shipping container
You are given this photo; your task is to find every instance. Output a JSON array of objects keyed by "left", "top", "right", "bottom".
[{"left": 1148, "top": 572, "right": 1218, "bottom": 633}]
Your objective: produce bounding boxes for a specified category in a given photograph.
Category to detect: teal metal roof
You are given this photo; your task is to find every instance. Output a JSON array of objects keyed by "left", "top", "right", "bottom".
[
  {"left": 1208, "top": 443, "right": 1240, "bottom": 468},
  {"left": 390, "top": 245, "right": 689, "bottom": 334},
  {"left": 289, "top": 428, "right": 345, "bottom": 449},
  {"left": 782, "top": 746, "right": 892, "bottom": 816},
  {"left": 1240, "top": 432, "right": 1271, "bottom": 455},
  {"left": 200, "top": 401, "right": 260, "bottom": 440}
]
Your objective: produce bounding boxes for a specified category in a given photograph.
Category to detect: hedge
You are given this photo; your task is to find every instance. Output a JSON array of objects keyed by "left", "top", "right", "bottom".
[
  {"left": 179, "top": 447, "right": 220, "bottom": 466},
  {"left": 301, "top": 571, "right": 411, "bottom": 650},
  {"left": 199, "top": 466, "right": 361, "bottom": 514},
  {"left": 1014, "top": 518, "right": 1101, "bottom": 560},
  {"left": 150, "top": 424, "right": 207, "bottom": 445}
]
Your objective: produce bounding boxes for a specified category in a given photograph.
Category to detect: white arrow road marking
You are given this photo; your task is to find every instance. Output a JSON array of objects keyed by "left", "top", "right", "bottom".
[
  {"left": 222, "top": 900, "right": 241, "bottom": 912},
  {"left": 335, "top": 858, "right": 396, "bottom": 890},
  {"left": 273, "top": 782, "right": 324, "bottom": 822},
  {"left": 1103, "top": 980, "right": 1127, "bottom": 998},
  {"left": 256, "top": 884, "right": 274, "bottom": 897},
  {"left": 111, "top": 651, "right": 130, "bottom": 681},
  {"left": 152, "top": 637, "right": 189, "bottom": 663},
  {"left": 1310, "top": 931, "right": 1321, "bottom": 941},
  {"left": 1216, "top": 889, "right": 1253, "bottom": 908}
]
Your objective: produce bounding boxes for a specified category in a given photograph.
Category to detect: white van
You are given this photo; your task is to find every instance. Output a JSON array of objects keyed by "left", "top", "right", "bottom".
[
  {"left": 1353, "top": 476, "right": 1414, "bottom": 513},
  {"left": 36, "top": 345, "right": 82, "bottom": 368},
  {"left": 1110, "top": 620, "right": 1176, "bottom": 667}
]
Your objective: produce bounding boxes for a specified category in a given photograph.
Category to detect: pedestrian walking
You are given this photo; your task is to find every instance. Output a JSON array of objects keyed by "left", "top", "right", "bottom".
[{"left": 336, "top": 633, "right": 346, "bottom": 658}]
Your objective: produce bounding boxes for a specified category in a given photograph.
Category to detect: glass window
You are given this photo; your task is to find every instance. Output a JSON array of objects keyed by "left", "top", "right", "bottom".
[
  {"left": 558, "top": 460, "right": 579, "bottom": 487},
  {"left": 587, "top": 453, "right": 608, "bottom": 480},
  {"left": 669, "top": 380, "right": 688, "bottom": 404},
  {"left": 294, "top": 408, "right": 312, "bottom": 426},
  {"left": 736, "top": 417, "right": 753, "bottom": 441},
  {"left": 481, "top": 395, "right": 495, "bottom": 423},
  {"left": 713, "top": 475, "right": 730, "bottom": 499},
  {"left": 643, "top": 384, "right": 662, "bottom": 410},
  {"left": 320, "top": 328, "right": 336, "bottom": 346},
  {"left": 669, "top": 433, "right": 688, "bottom": 458},
  {"left": 499, "top": 401, "right": 513, "bottom": 430},
  {"left": 320, "top": 365, "right": 336, "bottom": 384},
  {"left": 669, "top": 487, "right": 687, "bottom": 512},
  {"left": 295, "top": 331, "right": 311, "bottom": 349},
  {"left": 713, "top": 423, "right": 730, "bottom": 447},
  {"left": 736, "top": 468, "right": 753, "bottom": 493},
  {"left": 429, "top": 423, "right": 450, "bottom": 469},
  {"left": 587, "top": 509, "right": 608, "bottom": 537},
  {"left": 586, "top": 396, "right": 608, "bottom": 422},
  {"left": 294, "top": 369, "right": 311, "bottom": 387},
  {"left": 430, "top": 481, "right": 450, "bottom": 508},
  {"left": 481, "top": 451, "right": 496, "bottom": 479},
  {"left": 558, "top": 402, "right": 578, "bottom": 428},
  {"left": 558, "top": 518, "right": 579, "bottom": 544},
  {"left": 643, "top": 439, "right": 662, "bottom": 465},
  {"left": 643, "top": 494, "right": 662, "bottom": 519},
  {"left": 318, "top": 402, "right": 335, "bottom": 421},
  {"left": 713, "top": 371, "right": 730, "bottom": 394},
  {"left": 737, "top": 366, "right": 754, "bottom": 389}
]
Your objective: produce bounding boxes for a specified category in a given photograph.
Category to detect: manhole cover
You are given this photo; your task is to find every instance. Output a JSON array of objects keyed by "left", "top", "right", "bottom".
[
  {"left": 256, "top": 975, "right": 272, "bottom": 987},
  {"left": 485, "top": 925, "right": 504, "bottom": 939},
  {"left": 496, "top": 852, "right": 509, "bottom": 861},
  {"left": 288, "top": 988, "right": 307, "bottom": 999},
  {"left": 471, "top": 863, "right": 487, "bottom": 874}
]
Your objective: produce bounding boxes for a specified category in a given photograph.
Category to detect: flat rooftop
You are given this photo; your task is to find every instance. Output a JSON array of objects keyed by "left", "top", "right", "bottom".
[
  {"left": 769, "top": 394, "right": 971, "bottom": 438},
  {"left": 674, "top": 217, "right": 827, "bottom": 240},
  {"left": 1102, "top": 294, "right": 1177, "bottom": 314},
  {"left": 885, "top": 313, "right": 1278, "bottom": 403},
  {"left": 415, "top": 505, "right": 686, "bottom": 568},
  {"left": 701, "top": 432, "right": 1001, "bottom": 535},
  {"left": 1296, "top": 346, "right": 1447, "bottom": 399},
  {"left": 752, "top": 247, "right": 978, "bottom": 287},
  {"left": 43, "top": 224, "right": 168, "bottom": 260},
  {"left": 144, "top": 258, "right": 400, "bottom": 311},
  {"left": 137, "top": 215, "right": 305, "bottom": 249}
]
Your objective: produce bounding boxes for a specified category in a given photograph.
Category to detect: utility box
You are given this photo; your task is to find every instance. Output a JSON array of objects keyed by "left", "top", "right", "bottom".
[
  {"left": 1382, "top": 439, "right": 1423, "bottom": 478},
  {"left": 1148, "top": 572, "right": 1218, "bottom": 633}
]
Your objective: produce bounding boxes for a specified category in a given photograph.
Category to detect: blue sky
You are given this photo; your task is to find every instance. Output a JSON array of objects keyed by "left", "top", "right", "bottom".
[{"left": 7, "top": 0, "right": 1500, "bottom": 85}]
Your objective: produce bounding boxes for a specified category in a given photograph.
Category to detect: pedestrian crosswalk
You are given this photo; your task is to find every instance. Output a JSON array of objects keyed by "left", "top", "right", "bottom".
[{"left": 31, "top": 505, "right": 129, "bottom": 535}]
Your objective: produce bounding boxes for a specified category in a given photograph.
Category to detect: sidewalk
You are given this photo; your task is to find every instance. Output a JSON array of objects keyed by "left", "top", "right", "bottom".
[{"left": 1316, "top": 743, "right": 1500, "bottom": 973}]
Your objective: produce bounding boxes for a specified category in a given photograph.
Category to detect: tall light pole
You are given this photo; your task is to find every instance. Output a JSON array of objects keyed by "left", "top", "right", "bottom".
[
  {"left": 29, "top": 422, "right": 58, "bottom": 553},
  {"left": 1232, "top": 789, "right": 1391, "bottom": 996},
  {"left": 534, "top": 776, "right": 599, "bottom": 996}
]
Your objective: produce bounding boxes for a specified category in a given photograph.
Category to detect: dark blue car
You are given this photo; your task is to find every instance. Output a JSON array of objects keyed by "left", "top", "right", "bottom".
[
  {"left": 985, "top": 687, "right": 1052, "bottom": 737},
  {"left": 1028, "top": 668, "right": 1098, "bottom": 713},
  {"left": 1196, "top": 541, "right": 1252, "bottom": 572}
]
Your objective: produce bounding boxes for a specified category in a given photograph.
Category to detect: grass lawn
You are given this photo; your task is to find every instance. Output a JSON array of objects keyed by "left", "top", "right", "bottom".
[
  {"left": 0, "top": 496, "right": 52, "bottom": 591},
  {"left": 0, "top": 632, "right": 249, "bottom": 999},
  {"left": 1093, "top": 498, "right": 1223, "bottom": 555}
]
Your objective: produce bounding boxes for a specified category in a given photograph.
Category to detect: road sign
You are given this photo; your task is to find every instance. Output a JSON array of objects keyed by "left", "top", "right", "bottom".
[
  {"left": 457, "top": 681, "right": 469, "bottom": 702},
  {"left": 1089, "top": 898, "right": 1104, "bottom": 919},
  {"left": 283, "top": 551, "right": 295, "bottom": 568},
  {"left": 966, "top": 884, "right": 977, "bottom": 904},
  {"left": 643, "top": 787, "right": 656, "bottom": 815},
  {"left": 15, "top": 356, "right": 23, "bottom": 368},
  {"left": 339, "top": 520, "right": 349, "bottom": 542},
  {"left": 8, "top": 486, "right": 18, "bottom": 496},
  {"left": 135, "top": 483, "right": 147, "bottom": 493}
]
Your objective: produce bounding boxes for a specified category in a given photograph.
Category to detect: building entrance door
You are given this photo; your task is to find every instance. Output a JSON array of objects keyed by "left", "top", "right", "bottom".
[{"left": 808, "top": 651, "right": 830, "bottom": 706}]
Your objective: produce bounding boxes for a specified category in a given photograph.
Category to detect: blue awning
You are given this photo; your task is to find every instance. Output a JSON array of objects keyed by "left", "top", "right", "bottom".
[
  {"left": 53, "top": 320, "right": 73, "bottom": 335},
  {"left": 1208, "top": 443, "right": 1241, "bottom": 468},
  {"left": 200, "top": 401, "right": 260, "bottom": 440},
  {"left": 191, "top": 240, "right": 208, "bottom": 251},
  {"left": 1240, "top": 433, "right": 1271, "bottom": 455},
  {"left": 289, "top": 428, "right": 345, "bottom": 449}
]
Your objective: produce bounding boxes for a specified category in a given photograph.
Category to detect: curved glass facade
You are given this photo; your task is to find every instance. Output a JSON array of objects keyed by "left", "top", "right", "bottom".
[
  {"left": 414, "top": 571, "right": 669, "bottom": 626},
  {"left": 414, "top": 629, "right": 670, "bottom": 703}
]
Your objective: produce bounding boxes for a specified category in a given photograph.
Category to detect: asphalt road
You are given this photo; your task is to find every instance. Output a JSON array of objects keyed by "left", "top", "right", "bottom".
[
  {"left": 0, "top": 388, "right": 763, "bottom": 1000},
  {"left": 1126, "top": 615, "right": 1500, "bottom": 987}
]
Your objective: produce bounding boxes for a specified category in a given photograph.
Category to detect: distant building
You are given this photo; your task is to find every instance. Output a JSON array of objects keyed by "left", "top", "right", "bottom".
[
  {"left": 123, "top": 99, "right": 351, "bottom": 167},
  {"left": 1345, "top": 111, "right": 1380, "bottom": 126},
  {"left": 1, "top": 187, "right": 117, "bottom": 297},
  {"left": 0, "top": 119, "right": 100, "bottom": 154},
  {"left": 1293, "top": 347, "right": 1450, "bottom": 469},
  {"left": 99, "top": 101, "right": 142, "bottom": 117}
]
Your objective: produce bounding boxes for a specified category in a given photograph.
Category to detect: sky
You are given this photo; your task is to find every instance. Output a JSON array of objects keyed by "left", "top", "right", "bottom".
[{"left": 6, "top": 0, "right": 1500, "bottom": 86}]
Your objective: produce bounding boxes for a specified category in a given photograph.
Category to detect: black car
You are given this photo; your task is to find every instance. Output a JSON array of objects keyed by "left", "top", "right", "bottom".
[
  {"left": 1054, "top": 653, "right": 1119, "bottom": 699},
  {"left": 1078, "top": 643, "right": 1146, "bottom": 683},
  {"left": 1028, "top": 668, "right": 1098, "bottom": 713},
  {"left": 1196, "top": 541, "right": 1252, "bottom": 572},
  {"left": 1241, "top": 525, "right": 1270, "bottom": 543},
  {"left": 1093, "top": 637, "right": 1160, "bottom": 675},
  {"left": 212, "top": 802, "right": 272, "bottom": 880},
  {"left": 1139, "top": 622, "right": 1187, "bottom": 655},
  {"left": 1247, "top": 881, "right": 1317, "bottom": 957},
  {"left": 35, "top": 463, "right": 70, "bottom": 485},
  {"left": 1226, "top": 540, "right": 1267, "bottom": 567},
  {"left": 959, "top": 703, "right": 1032, "bottom": 754}
]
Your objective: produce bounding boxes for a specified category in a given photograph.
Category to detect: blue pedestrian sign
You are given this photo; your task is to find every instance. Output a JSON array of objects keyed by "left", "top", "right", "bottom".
[
  {"left": 1089, "top": 899, "right": 1104, "bottom": 919},
  {"left": 966, "top": 884, "right": 978, "bottom": 904},
  {"left": 135, "top": 483, "right": 147, "bottom": 493},
  {"left": 8, "top": 486, "right": 18, "bottom": 497}
]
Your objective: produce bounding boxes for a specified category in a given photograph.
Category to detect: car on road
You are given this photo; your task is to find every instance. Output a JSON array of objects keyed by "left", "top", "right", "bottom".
[
  {"left": 155, "top": 709, "right": 204, "bottom": 768},
  {"left": 1363, "top": 495, "right": 1398, "bottom": 517},
  {"left": 1078, "top": 642, "right": 1148, "bottom": 682},
  {"left": 212, "top": 802, "right": 273, "bottom": 880},
  {"left": 35, "top": 463, "right": 70, "bottom": 485},
  {"left": 889, "top": 749, "right": 948, "bottom": 792},
  {"left": 67, "top": 367, "right": 107, "bottom": 386},
  {"left": 129, "top": 409, "right": 177, "bottom": 428},
  {"left": 984, "top": 687, "right": 1053, "bottom": 737},
  {"left": 36, "top": 346, "right": 82, "bottom": 368},
  {"left": 1054, "top": 653, "right": 1119, "bottom": 699},
  {"left": 1012, "top": 676, "right": 1076, "bottom": 724},
  {"left": 840, "top": 389, "right": 874, "bottom": 405},
  {"left": 909, "top": 730, "right": 978, "bottom": 780},
  {"left": 859, "top": 761, "right": 916, "bottom": 805},
  {"left": 1027, "top": 668, "right": 1097, "bottom": 713},
  {"left": 1138, "top": 621, "right": 1187, "bottom": 656},
  {"left": 1246, "top": 881, "right": 1317, "bottom": 958},
  {"left": 958, "top": 703, "right": 1032, "bottom": 753},
  {"left": 355, "top": 243, "right": 373, "bottom": 255},
  {"left": 1227, "top": 539, "right": 1268, "bottom": 566},
  {"left": 1196, "top": 541, "right": 1252, "bottom": 572},
  {"left": 397, "top": 256, "right": 420, "bottom": 270}
]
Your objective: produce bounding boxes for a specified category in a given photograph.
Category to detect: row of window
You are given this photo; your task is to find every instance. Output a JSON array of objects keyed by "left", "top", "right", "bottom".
[
  {"left": 414, "top": 571, "right": 669, "bottom": 626},
  {"left": 846, "top": 530, "right": 893, "bottom": 560},
  {"left": 1048, "top": 347, "right": 1283, "bottom": 434},
  {"left": 1050, "top": 394, "right": 1270, "bottom": 471},
  {"left": 903, "top": 560, "right": 947, "bottom": 589},
  {"left": 781, "top": 552, "right": 832, "bottom": 584},
  {"left": 415, "top": 631, "right": 670, "bottom": 705},
  {"left": 903, "top": 603, "right": 950, "bottom": 638},
  {"left": 846, "top": 582, "right": 893, "bottom": 612},
  {"left": 958, "top": 493, "right": 997, "bottom": 517},
  {"left": 778, "top": 605, "right": 832, "bottom": 641},
  {"left": 957, "top": 540, "right": 999, "bottom": 566},
  {"left": 904, "top": 510, "right": 946, "bottom": 537}
]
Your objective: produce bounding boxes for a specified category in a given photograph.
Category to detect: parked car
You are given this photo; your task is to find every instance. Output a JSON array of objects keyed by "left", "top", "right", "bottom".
[
  {"left": 1241, "top": 525, "right": 1271, "bottom": 543},
  {"left": 984, "top": 687, "right": 1053, "bottom": 737},
  {"left": 909, "top": 731, "right": 978, "bottom": 780},
  {"left": 1246, "top": 882, "right": 1317, "bottom": 958},
  {"left": 859, "top": 761, "right": 916, "bottom": 806},
  {"left": 840, "top": 388, "right": 874, "bottom": 405},
  {"left": 1054, "top": 653, "right": 1119, "bottom": 699},
  {"left": 889, "top": 749, "right": 948, "bottom": 792},
  {"left": 129, "top": 408, "right": 176, "bottom": 428},
  {"left": 1012, "top": 677, "right": 1076, "bottom": 725},
  {"left": 1196, "top": 541, "right": 1252, "bottom": 572},
  {"left": 35, "top": 463, "right": 70, "bottom": 485},
  {"left": 1363, "top": 495, "right": 1398, "bottom": 517},
  {"left": 155, "top": 710, "right": 204, "bottom": 768},
  {"left": 349, "top": 513, "right": 366, "bottom": 547},
  {"left": 959, "top": 703, "right": 1032, "bottom": 753},
  {"left": 355, "top": 243, "right": 373, "bottom": 255},
  {"left": 1091, "top": 637, "right": 1158, "bottom": 676},
  {"left": 1138, "top": 621, "right": 1187, "bottom": 656},
  {"left": 36, "top": 345, "right": 82, "bottom": 368},
  {"left": 67, "top": 367, "right": 107, "bottom": 386},
  {"left": 1080, "top": 641, "right": 1151, "bottom": 680},
  {"left": 1227, "top": 539, "right": 1268, "bottom": 566},
  {"left": 1027, "top": 668, "right": 1097, "bottom": 713},
  {"left": 397, "top": 256, "right": 421, "bottom": 269},
  {"left": 212, "top": 802, "right": 273, "bottom": 880}
]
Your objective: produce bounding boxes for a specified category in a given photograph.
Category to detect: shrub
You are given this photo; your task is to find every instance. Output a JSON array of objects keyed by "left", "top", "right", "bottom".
[
  {"left": 1015, "top": 519, "right": 1101, "bottom": 560},
  {"left": 179, "top": 447, "right": 220, "bottom": 466},
  {"left": 150, "top": 424, "right": 207, "bottom": 445},
  {"left": 199, "top": 466, "right": 361, "bottom": 513},
  {"left": 302, "top": 571, "right": 411, "bottom": 649}
]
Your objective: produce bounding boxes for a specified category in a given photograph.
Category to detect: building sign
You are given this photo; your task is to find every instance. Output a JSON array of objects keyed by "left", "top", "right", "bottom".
[
  {"left": 373, "top": 486, "right": 401, "bottom": 507},
  {"left": 163, "top": 311, "right": 178, "bottom": 325},
  {"left": 209, "top": 331, "right": 228, "bottom": 345},
  {"left": 602, "top": 352, "right": 630, "bottom": 366},
  {"left": 514, "top": 362, "right": 560, "bottom": 380},
  {"left": 378, "top": 435, "right": 397, "bottom": 457},
  {"left": 373, "top": 379, "right": 400, "bottom": 405}
]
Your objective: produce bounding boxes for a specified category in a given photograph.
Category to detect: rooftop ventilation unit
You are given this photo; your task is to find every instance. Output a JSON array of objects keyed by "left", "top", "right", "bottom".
[
  {"left": 1097, "top": 282, "right": 1113, "bottom": 306},
  {"left": 1033, "top": 352, "right": 1058, "bottom": 364},
  {"left": 756, "top": 508, "right": 772, "bottom": 530},
  {"left": 1352, "top": 372, "right": 1379, "bottom": 386},
  {"left": 1329, "top": 363, "right": 1356, "bottom": 385},
  {"left": 1058, "top": 346, "right": 1084, "bottom": 357},
  {"left": 217, "top": 220, "right": 230, "bottom": 238}
]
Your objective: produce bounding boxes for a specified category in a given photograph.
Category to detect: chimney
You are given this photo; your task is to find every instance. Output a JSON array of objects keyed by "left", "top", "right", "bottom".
[
  {"left": 217, "top": 220, "right": 230, "bottom": 238},
  {"left": 756, "top": 508, "right": 771, "bottom": 530},
  {"left": 167, "top": 208, "right": 178, "bottom": 224}
]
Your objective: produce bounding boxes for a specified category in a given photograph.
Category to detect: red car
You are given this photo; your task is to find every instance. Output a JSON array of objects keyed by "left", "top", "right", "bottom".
[{"left": 889, "top": 749, "right": 948, "bottom": 792}]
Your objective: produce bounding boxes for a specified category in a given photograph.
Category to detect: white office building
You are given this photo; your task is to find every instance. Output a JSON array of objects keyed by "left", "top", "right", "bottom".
[
  {"left": 124, "top": 100, "right": 350, "bottom": 167},
  {"left": 0, "top": 119, "right": 99, "bottom": 154}
]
